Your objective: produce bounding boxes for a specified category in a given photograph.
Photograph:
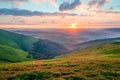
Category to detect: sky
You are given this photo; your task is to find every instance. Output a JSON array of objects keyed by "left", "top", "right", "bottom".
[{"left": 0, "top": 0, "right": 120, "bottom": 28}]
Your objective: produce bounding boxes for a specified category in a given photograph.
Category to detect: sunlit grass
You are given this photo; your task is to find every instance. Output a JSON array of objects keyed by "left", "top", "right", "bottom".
[
  {"left": 0, "top": 53, "right": 120, "bottom": 80},
  {"left": 0, "top": 41, "right": 120, "bottom": 79}
]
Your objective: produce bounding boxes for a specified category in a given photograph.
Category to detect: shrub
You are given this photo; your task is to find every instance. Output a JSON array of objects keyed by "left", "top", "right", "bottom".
[
  {"left": 101, "top": 72, "right": 120, "bottom": 77},
  {"left": 65, "top": 76, "right": 86, "bottom": 80},
  {"left": 74, "top": 69, "right": 81, "bottom": 72},
  {"left": 101, "top": 64, "right": 111, "bottom": 69},
  {"left": 86, "top": 73, "right": 98, "bottom": 77},
  {"left": 7, "top": 71, "right": 61, "bottom": 80}
]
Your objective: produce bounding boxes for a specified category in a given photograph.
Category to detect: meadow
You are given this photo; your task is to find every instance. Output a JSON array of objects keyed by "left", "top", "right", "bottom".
[{"left": 0, "top": 41, "right": 120, "bottom": 80}]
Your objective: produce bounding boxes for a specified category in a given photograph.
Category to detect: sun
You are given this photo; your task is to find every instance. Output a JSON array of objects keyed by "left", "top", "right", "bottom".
[{"left": 71, "top": 24, "right": 77, "bottom": 28}]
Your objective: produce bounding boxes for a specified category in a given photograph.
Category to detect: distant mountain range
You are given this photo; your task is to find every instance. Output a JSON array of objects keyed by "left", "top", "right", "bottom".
[
  {"left": 105, "top": 28, "right": 120, "bottom": 32},
  {"left": 6, "top": 28, "right": 120, "bottom": 50}
]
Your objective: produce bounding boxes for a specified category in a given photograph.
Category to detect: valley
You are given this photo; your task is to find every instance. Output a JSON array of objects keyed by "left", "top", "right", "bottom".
[
  {"left": 0, "top": 29, "right": 69, "bottom": 62},
  {"left": 6, "top": 28, "right": 120, "bottom": 50},
  {"left": 0, "top": 29, "right": 120, "bottom": 80}
]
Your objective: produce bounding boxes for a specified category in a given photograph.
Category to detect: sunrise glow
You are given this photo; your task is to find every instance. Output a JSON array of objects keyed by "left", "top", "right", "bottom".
[
  {"left": 0, "top": 0, "right": 119, "bottom": 29},
  {"left": 71, "top": 24, "right": 77, "bottom": 28}
]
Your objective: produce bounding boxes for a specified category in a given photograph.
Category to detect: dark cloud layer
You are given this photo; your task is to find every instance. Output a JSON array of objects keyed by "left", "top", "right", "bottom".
[
  {"left": 0, "top": 8, "right": 45, "bottom": 16},
  {"left": 88, "top": 0, "right": 110, "bottom": 7},
  {"left": 59, "top": 0, "right": 81, "bottom": 11},
  {"left": 0, "top": 8, "right": 76, "bottom": 16}
]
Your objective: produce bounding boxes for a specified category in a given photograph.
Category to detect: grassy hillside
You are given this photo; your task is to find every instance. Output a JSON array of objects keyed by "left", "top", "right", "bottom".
[
  {"left": 0, "top": 29, "right": 39, "bottom": 63},
  {"left": 0, "top": 29, "right": 69, "bottom": 62},
  {"left": 0, "top": 29, "right": 38, "bottom": 51},
  {"left": 30, "top": 40, "right": 68, "bottom": 59},
  {"left": 0, "top": 39, "right": 119, "bottom": 80},
  {"left": 0, "top": 45, "right": 32, "bottom": 63},
  {"left": 75, "top": 37, "right": 120, "bottom": 50},
  {"left": 89, "top": 40, "right": 120, "bottom": 58},
  {"left": 64, "top": 40, "right": 120, "bottom": 59},
  {"left": 0, "top": 29, "right": 38, "bottom": 63}
]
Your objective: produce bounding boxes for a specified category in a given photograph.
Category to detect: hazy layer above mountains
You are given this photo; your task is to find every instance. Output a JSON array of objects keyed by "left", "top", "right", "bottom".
[{"left": 6, "top": 28, "right": 120, "bottom": 50}]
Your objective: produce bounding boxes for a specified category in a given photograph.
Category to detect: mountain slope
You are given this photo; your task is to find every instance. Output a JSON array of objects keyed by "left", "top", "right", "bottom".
[
  {"left": 0, "top": 29, "right": 38, "bottom": 51},
  {"left": 30, "top": 40, "right": 68, "bottom": 59},
  {"left": 0, "top": 29, "right": 69, "bottom": 62},
  {"left": 88, "top": 40, "right": 120, "bottom": 58},
  {"left": 62, "top": 38, "right": 120, "bottom": 59},
  {"left": 0, "top": 45, "right": 32, "bottom": 63},
  {"left": 0, "top": 29, "right": 38, "bottom": 62},
  {"left": 1, "top": 38, "right": 120, "bottom": 80},
  {"left": 75, "top": 37, "right": 120, "bottom": 50}
]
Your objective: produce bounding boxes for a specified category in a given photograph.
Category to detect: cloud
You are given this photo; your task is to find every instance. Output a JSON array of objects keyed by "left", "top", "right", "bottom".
[
  {"left": 97, "top": 10, "right": 120, "bottom": 14},
  {"left": 0, "top": 8, "right": 44, "bottom": 16},
  {"left": 0, "top": 8, "right": 76, "bottom": 16},
  {"left": 59, "top": 0, "right": 81, "bottom": 11},
  {"left": 0, "top": 9, "right": 120, "bottom": 29},
  {"left": 88, "top": 0, "right": 110, "bottom": 8}
]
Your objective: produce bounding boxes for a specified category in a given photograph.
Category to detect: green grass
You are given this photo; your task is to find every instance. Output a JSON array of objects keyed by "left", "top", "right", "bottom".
[
  {"left": 86, "top": 40, "right": 120, "bottom": 58},
  {"left": 0, "top": 45, "right": 33, "bottom": 63},
  {"left": 0, "top": 29, "right": 38, "bottom": 51},
  {"left": 62, "top": 40, "right": 120, "bottom": 59},
  {"left": 0, "top": 40, "right": 119, "bottom": 80},
  {"left": 0, "top": 58, "right": 119, "bottom": 80},
  {"left": 7, "top": 71, "right": 61, "bottom": 80},
  {"left": 0, "top": 29, "right": 68, "bottom": 61},
  {"left": 0, "top": 29, "right": 38, "bottom": 62}
]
